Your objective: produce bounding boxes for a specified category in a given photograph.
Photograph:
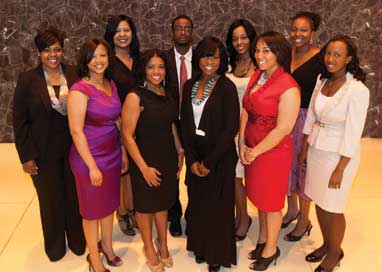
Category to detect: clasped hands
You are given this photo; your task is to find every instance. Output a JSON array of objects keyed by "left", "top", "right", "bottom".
[
  {"left": 239, "top": 143, "right": 258, "bottom": 165},
  {"left": 191, "top": 161, "right": 210, "bottom": 177}
]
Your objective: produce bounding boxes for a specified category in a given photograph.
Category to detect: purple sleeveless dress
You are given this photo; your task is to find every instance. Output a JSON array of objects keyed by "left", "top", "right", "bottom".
[{"left": 69, "top": 79, "right": 121, "bottom": 220}]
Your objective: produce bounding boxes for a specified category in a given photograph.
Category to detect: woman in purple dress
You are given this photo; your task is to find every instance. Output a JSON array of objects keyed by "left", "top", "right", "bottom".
[{"left": 68, "top": 38, "right": 128, "bottom": 272}]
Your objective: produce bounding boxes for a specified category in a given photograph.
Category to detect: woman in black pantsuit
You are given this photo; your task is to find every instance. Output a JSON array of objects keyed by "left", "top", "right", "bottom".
[
  {"left": 12, "top": 27, "right": 85, "bottom": 261},
  {"left": 181, "top": 37, "right": 240, "bottom": 272}
]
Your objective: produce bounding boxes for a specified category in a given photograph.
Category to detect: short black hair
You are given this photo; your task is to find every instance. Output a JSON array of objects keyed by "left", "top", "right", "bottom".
[
  {"left": 251, "top": 31, "right": 291, "bottom": 73},
  {"left": 77, "top": 37, "right": 113, "bottom": 80},
  {"left": 34, "top": 26, "right": 64, "bottom": 52},
  {"left": 192, "top": 36, "right": 229, "bottom": 79},
  {"left": 104, "top": 14, "right": 140, "bottom": 60},
  {"left": 320, "top": 35, "right": 366, "bottom": 82},
  {"left": 171, "top": 15, "right": 193, "bottom": 30},
  {"left": 226, "top": 19, "right": 257, "bottom": 71},
  {"left": 292, "top": 11, "right": 321, "bottom": 31}
]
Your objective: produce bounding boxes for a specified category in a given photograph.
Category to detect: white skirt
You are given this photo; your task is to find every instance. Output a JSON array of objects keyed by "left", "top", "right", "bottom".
[{"left": 304, "top": 146, "right": 360, "bottom": 213}]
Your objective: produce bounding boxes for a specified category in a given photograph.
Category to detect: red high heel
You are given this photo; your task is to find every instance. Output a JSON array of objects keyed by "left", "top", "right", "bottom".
[{"left": 97, "top": 241, "right": 123, "bottom": 267}]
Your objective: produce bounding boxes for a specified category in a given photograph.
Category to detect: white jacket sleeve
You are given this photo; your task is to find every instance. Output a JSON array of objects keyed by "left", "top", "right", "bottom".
[{"left": 338, "top": 83, "right": 369, "bottom": 158}]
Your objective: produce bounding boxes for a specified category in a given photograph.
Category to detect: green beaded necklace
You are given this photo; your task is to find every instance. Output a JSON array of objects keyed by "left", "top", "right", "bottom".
[{"left": 191, "top": 77, "right": 216, "bottom": 105}]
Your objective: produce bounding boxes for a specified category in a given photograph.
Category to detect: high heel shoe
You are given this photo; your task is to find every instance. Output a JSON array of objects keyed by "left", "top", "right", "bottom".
[
  {"left": 235, "top": 217, "right": 252, "bottom": 241},
  {"left": 127, "top": 208, "right": 138, "bottom": 229},
  {"left": 248, "top": 243, "right": 266, "bottom": 260},
  {"left": 249, "top": 247, "right": 280, "bottom": 271},
  {"left": 306, "top": 247, "right": 327, "bottom": 263},
  {"left": 86, "top": 254, "right": 110, "bottom": 272},
  {"left": 284, "top": 223, "right": 313, "bottom": 242},
  {"left": 314, "top": 250, "right": 344, "bottom": 272},
  {"left": 97, "top": 241, "right": 123, "bottom": 266},
  {"left": 154, "top": 238, "right": 173, "bottom": 268},
  {"left": 142, "top": 247, "right": 165, "bottom": 272},
  {"left": 208, "top": 264, "right": 221, "bottom": 272},
  {"left": 281, "top": 213, "right": 299, "bottom": 228}
]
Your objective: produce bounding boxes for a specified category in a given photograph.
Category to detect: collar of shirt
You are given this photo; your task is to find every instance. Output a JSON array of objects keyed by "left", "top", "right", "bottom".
[{"left": 174, "top": 47, "right": 192, "bottom": 62}]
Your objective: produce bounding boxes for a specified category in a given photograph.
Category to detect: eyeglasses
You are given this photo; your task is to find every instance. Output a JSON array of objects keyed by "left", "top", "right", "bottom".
[
  {"left": 174, "top": 26, "right": 193, "bottom": 32},
  {"left": 41, "top": 47, "right": 63, "bottom": 54}
]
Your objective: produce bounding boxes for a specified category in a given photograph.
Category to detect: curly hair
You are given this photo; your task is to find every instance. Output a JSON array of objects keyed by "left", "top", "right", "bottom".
[{"left": 320, "top": 35, "right": 366, "bottom": 82}]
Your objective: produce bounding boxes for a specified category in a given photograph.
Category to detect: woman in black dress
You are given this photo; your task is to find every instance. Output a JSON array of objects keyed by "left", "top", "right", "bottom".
[
  {"left": 181, "top": 37, "right": 240, "bottom": 272},
  {"left": 104, "top": 14, "right": 143, "bottom": 236},
  {"left": 122, "top": 49, "right": 183, "bottom": 272}
]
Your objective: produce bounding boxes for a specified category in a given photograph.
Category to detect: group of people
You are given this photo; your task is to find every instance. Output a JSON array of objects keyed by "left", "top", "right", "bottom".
[{"left": 13, "top": 11, "right": 369, "bottom": 272}]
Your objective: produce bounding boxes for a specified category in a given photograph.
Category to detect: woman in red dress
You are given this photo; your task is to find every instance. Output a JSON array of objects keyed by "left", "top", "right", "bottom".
[{"left": 239, "top": 31, "right": 300, "bottom": 270}]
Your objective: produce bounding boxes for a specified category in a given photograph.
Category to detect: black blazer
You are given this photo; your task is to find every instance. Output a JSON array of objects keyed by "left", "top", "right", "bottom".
[
  {"left": 13, "top": 64, "right": 78, "bottom": 163},
  {"left": 180, "top": 76, "right": 240, "bottom": 170},
  {"left": 164, "top": 48, "right": 196, "bottom": 108}
]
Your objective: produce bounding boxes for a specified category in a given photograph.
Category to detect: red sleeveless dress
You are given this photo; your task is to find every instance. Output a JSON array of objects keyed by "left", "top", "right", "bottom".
[{"left": 243, "top": 67, "right": 299, "bottom": 212}]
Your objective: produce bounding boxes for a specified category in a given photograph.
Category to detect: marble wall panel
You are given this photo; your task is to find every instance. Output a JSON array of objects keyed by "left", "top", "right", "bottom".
[{"left": 0, "top": 0, "right": 381, "bottom": 142}]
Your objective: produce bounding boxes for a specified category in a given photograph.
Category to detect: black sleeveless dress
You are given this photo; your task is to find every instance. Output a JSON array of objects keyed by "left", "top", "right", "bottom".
[{"left": 129, "top": 87, "right": 178, "bottom": 213}]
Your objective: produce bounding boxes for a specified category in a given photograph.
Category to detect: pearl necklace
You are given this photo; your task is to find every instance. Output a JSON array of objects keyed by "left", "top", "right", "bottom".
[
  {"left": 191, "top": 77, "right": 216, "bottom": 105},
  {"left": 256, "top": 72, "right": 268, "bottom": 86}
]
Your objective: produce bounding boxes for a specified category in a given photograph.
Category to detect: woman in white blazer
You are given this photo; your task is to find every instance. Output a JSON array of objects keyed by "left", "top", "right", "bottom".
[{"left": 300, "top": 35, "right": 369, "bottom": 272}]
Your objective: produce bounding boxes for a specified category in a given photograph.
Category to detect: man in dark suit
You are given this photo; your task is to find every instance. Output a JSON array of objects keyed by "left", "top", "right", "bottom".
[{"left": 165, "top": 15, "right": 194, "bottom": 237}]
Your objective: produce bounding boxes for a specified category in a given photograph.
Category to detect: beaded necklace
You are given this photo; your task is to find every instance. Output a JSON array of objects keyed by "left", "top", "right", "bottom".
[{"left": 191, "top": 76, "right": 216, "bottom": 105}]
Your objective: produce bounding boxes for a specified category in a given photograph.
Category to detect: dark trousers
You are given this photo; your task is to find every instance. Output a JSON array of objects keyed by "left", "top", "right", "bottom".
[
  {"left": 31, "top": 156, "right": 85, "bottom": 261},
  {"left": 168, "top": 178, "right": 183, "bottom": 221}
]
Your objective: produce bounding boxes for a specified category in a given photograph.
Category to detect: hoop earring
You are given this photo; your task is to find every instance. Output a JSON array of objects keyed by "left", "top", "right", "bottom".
[{"left": 309, "top": 38, "right": 314, "bottom": 45}]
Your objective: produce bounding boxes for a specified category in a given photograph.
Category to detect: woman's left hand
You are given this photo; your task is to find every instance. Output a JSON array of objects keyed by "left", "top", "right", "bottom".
[
  {"left": 177, "top": 151, "right": 184, "bottom": 178},
  {"left": 199, "top": 162, "right": 210, "bottom": 176},
  {"left": 328, "top": 167, "right": 344, "bottom": 189},
  {"left": 121, "top": 146, "right": 129, "bottom": 174}
]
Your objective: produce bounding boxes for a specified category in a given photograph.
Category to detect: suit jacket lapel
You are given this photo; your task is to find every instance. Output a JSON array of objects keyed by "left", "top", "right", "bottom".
[{"left": 36, "top": 65, "right": 53, "bottom": 114}]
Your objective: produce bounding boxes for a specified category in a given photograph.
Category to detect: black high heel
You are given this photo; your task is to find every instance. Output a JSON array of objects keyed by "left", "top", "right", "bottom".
[
  {"left": 249, "top": 247, "right": 280, "bottom": 271},
  {"left": 281, "top": 213, "right": 299, "bottom": 228},
  {"left": 235, "top": 217, "right": 252, "bottom": 241},
  {"left": 248, "top": 243, "right": 266, "bottom": 260},
  {"left": 208, "top": 264, "right": 221, "bottom": 272},
  {"left": 314, "top": 250, "right": 344, "bottom": 272},
  {"left": 86, "top": 254, "right": 110, "bottom": 272},
  {"left": 306, "top": 247, "right": 327, "bottom": 263},
  {"left": 284, "top": 223, "right": 313, "bottom": 242},
  {"left": 97, "top": 241, "right": 123, "bottom": 266}
]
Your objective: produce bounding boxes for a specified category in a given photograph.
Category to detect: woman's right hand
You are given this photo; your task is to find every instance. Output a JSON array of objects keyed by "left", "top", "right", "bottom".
[
  {"left": 191, "top": 162, "right": 203, "bottom": 177},
  {"left": 89, "top": 166, "right": 103, "bottom": 187},
  {"left": 22, "top": 160, "right": 38, "bottom": 175},
  {"left": 142, "top": 166, "right": 162, "bottom": 187},
  {"left": 239, "top": 142, "right": 251, "bottom": 165}
]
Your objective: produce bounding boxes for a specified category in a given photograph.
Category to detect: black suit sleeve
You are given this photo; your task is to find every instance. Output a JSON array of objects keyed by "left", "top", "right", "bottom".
[
  {"left": 13, "top": 73, "right": 38, "bottom": 163},
  {"left": 203, "top": 80, "right": 240, "bottom": 169}
]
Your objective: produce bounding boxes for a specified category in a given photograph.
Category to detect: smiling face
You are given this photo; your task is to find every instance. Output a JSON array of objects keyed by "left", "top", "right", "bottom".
[
  {"left": 232, "top": 26, "right": 250, "bottom": 55},
  {"left": 254, "top": 38, "right": 279, "bottom": 74},
  {"left": 290, "top": 17, "right": 314, "bottom": 48},
  {"left": 40, "top": 41, "right": 63, "bottom": 71},
  {"left": 173, "top": 18, "right": 193, "bottom": 47},
  {"left": 199, "top": 49, "right": 220, "bottom": 77},
  {"left": 145, "top": 55, "right": 166, "bottom": 86},
  {"left": 113, "top": 20, "right": 132, "bottom": 49},
  {"left": 87, "top": 44, "right": 109, "bottom": 75},
  {"left": 324, "top": 40, "right": 352, "bottom": 76}
]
